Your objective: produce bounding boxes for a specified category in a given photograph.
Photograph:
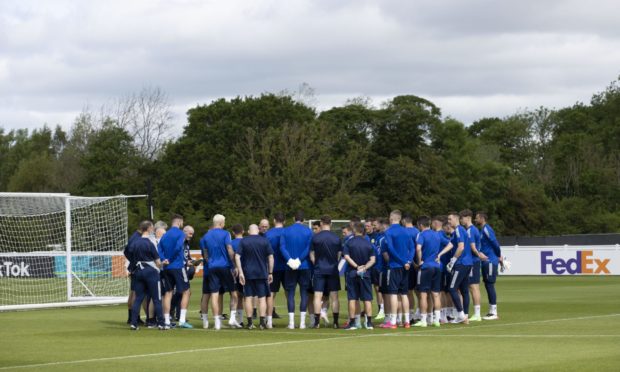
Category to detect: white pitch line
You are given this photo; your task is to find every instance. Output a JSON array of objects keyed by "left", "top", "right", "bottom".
[
  {"left": 391, "top": 334, "right": 620, "bottom": 338},
  {"left": 0, "top": 333, "right": 382, "bottom": 370}
]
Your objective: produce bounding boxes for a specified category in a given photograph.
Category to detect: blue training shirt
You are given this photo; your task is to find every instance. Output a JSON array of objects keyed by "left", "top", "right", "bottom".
[
  {"left": 200, "top": 228, "right": 233, "bottom": 269},
  {"left": 231, "top": 237, "right": 243, "bottom": 254},
  {"left": 343, "top": 236, "right": 375, "bottom": 273},
  {"left": 266, "top": 227, "right": 286, "bottom": 272},
  {"left": 384, "top": 224, "right": 415, "bottom": 269},
  {"left": 405, "top": 226, "right": 420, "bottom": 264},
  {"left": 238, "top": 235, "right": 273, "bottom": 280},
  {"left": 480, "top": 224, "right": 501, "bottom": 265},
  {"left": 279, "top": 223, "right": 313, "bottom": 270},
  {"left": 157, "top": 226, "right": 186, "bottom": 270},
  {"left": 453, "top": 225, "right": 473, "bottom": 266},
  {"left": 467, "top": 225, "right": 481, "bottom": 263},
  {"left": 311, "top": 230, "right": 342, "bottom": 275},
  {"left": 416, "top": 229, "right": 449, "bottom": 269}
]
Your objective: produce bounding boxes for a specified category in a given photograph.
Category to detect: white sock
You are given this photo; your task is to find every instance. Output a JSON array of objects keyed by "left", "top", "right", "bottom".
[
  {"left": 434, "top": 310, "right": 441, "bottom": 322},
  {"left": 451, "top": 307, "right": 457, "bottom": 318},
  {"left": 397, "top": 312, "right": 403, "bottom": 323},
  {"left": 404, "top": 311, "right": 411, "bottom": 323},
  {"left": 390, "top": 313, "right": 397, "bottom": 323},
  {"left": 215, "top": 315, "right": 222, "bottom": 329},
  {"left": 421, "top": 313, "right": 427, "bottom": 323},
  {"left": 355, "top": 314, "right": 361, "bottom": 326},
  {"left": 230, "top": 310, "right": 237, "bottom": 322},
  {"left": 474, "top": 305, "right": 481, "bottom": 317},
  {"left": 458, "top": 311, "right": 465, "bottom": 319},
  {"left": 379, "top": 304, "right": 384, "bottom": 312},
  {"left": 300, "top": 311, "right": 306, "bottom": 325},
  {"left": 288, "top": 312, "right": 295, "bottom": 325},
  {"left": 490, "top": 304, "right": 497, "bottom": 314},
  {"left": 267, "top": 315, "right": 273, "bottom": 327},
  {"left": 164, "top": 313, "right": 170, "bottom": 325},
  {"left": 201, "top": 313, "right": 208, "bottom": 321},
  {"left": 179, "top": 309, "right": 187, "bottom": 324},
  {"left": 320, "top": 307, "right": 327, "bottom": 316}
]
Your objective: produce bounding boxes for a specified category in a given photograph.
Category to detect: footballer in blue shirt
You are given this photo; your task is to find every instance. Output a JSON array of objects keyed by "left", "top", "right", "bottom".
[
  {"left": 235, "top": 224, "right": 274, "bottom": 330},
  {"left": 200, "top": 214, "right": 238, "bottom": 330},
  {"left": 476, "top": 211, "right": 502, "bottom": 320},
  {"left": 230, "top": 223, "right": 246, "bottom": 325},
  {"left": 402, "top": 213, "right": 421, "bottom": 323},
  {"left": 460, "top": 209, "right": 488, "bottom": 322},
  {"left": 279, "top": 211, "right": 313, "bottom": 329},
  {"left": 438, "top": 212, "right": 472, "bottom": 324},
  {"left": 309, "top": 215, "right": 342, "bottom": 329},
  {"left": 265, "top": 212, "right": 286, "bottom": 327},
  {"left": 413, "top": 216, "right": 452, "bottom": 328},
  {"left": 343, "top": 221, "right": 376, "bottom": 330},
  {"left": 158, "top": 214, "right": 193, "bottom": 328},
  {"left": 383, "top": 210, "right": 415, "bottom": 329}
]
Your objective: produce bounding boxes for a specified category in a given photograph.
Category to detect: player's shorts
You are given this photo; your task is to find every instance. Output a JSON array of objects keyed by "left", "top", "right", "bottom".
[
  {"left": 417, "top": 266, "right": 441, "bottom": 293},
  {"left": 409, "top": 266, "right": 418, "bottom": 291},
  {"left": 468, "top": 261, "right": 481, "bottom": 285},
  {"left": 201, "top": 272, "right": 225, "bottom": 295},
  {"left": 284, "top": 269, "right": 311, "bottom": 292},
  {"left": 345, "top": 271, "right": 373, "bottom": 301},
  {"left": 384, "top": 267, "right": 409, "bottom": 295},
  {"left": 270, "top": 270, "right": 285, "bottom": 293},
  {"left": 371, "top": 268, "right": 381, "bottom": 286},
  {"left": 207, "top": 267, "right": 234, "bottom": 294},
  {"left": 449, "top": 264, "right": 472, "bottom": 292},
  {"left": 441, "top": 269, "right": 451, "bottom": 292},
  {"left": 162, "top": 268, "right": 190, "bottom": 293},
  {"left": 379, "top": 270, "right": 388, "bottom": 293},
  {"left": 243, "top": 279, "right": 270, "bottom": 298},
  {"left": 481, "top": 262, "right": 498, "bottom": 284},
  {"left": 313, "top": 273, "right": 341, "bottom": 293}
]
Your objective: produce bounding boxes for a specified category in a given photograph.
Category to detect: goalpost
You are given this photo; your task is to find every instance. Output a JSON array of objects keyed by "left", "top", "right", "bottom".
[{"left": 0, "top": 193, "right": 144, "bottom": 311}]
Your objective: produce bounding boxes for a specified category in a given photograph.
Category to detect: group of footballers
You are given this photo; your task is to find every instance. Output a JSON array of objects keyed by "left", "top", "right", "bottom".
[{"left": 124, "top": 208, "right": 504, "bottom": 331}]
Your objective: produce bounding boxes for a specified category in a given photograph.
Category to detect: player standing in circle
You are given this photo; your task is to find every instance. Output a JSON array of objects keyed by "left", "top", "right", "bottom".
[{"left": 476, "top": 211, "right": 502, "bottom": 320}]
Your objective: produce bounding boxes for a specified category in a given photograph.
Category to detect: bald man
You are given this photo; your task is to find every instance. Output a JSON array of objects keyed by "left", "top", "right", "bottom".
[{"left": 236, "top": 224, "right": 274, "bottom": 329}]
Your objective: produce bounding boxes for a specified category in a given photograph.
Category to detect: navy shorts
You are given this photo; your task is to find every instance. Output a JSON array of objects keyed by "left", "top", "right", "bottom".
[
  {"left": 384, "top": 267, "right": 409, "bottom": 295},
  {"left": 408, "top": 266, "right": 418, "bottom": 291},
  {"left": 162, "top": 268, "right": 190, "bottom": 293},
  {"left": 345, "top": 271, "right": 373, "bottom": 301},
  {"left": 379, "top": 270, "right": 388, "bottom": 293},
  {"left": 468, "top": 261, "right": 481, "bottom": 285},
  {"left": 202, "top": 272, "right": 226, "bottom": 295},
  {"left": 243, "top": 279, "right": 270, "bottom": 298},
  {"left": 418, "top": 266, "right": 441, "bottom": 293},
  {"left": 449, "top": 264, "right": 472, "bottom": 291},
  {"left": 441, "top": 269, "right": 451, "bottom": 292},
  {"left": 313, "top": 273, "right": 341, "bottom": 293},
  {"left": 270, "top": 270, "right": 285, "bottom": 293},
  {"left": 207, "top": 267, "right": 234, "bottom": 294},
  {"left": 481, "top": 262, "right": 498, "bottom": 284},
  {"left": 371, "top": 268, "right": 381, "bottom": 286},
  {"left": 284, "top": 269, "right": 311, "bottom": 292}
]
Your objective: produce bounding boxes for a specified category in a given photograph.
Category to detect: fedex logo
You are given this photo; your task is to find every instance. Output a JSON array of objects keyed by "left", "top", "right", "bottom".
[{"left": 541, "top": 250, "right": 610, "bottom": 275}]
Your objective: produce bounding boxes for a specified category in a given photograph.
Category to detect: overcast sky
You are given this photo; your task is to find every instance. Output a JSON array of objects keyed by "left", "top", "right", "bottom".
[{"left": 1, "top": 0, "right": 619, "bottom": 133}]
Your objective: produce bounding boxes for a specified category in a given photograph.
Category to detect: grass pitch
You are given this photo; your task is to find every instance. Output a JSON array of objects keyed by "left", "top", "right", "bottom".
[{"left": 1, "top": 276, "right": 619, "bottom": 371}]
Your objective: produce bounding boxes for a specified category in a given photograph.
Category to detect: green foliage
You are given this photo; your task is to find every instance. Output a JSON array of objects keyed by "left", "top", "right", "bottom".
[{"left": 2, "top": 80, "right": 620, "bottom": 236}]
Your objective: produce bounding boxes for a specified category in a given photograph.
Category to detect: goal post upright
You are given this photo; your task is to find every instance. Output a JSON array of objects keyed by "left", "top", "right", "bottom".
[{"left": 65, "top": 196, "right": 72, "bottom": 302}]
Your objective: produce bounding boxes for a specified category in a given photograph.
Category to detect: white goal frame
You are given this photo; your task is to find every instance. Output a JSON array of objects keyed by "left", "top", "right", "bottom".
[{"left": 0, "top": 192, "right": 145, "bottom": 311}]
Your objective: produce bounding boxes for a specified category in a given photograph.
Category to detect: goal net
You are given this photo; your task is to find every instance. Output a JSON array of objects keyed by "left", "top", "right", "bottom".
[{"left": 0, "top": 193, "right": 141, "bottom": 310}]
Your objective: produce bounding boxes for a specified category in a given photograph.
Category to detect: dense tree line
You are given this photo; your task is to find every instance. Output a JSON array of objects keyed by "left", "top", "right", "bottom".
[{"left": 1, "top": 81, "right": 619, "bottom": 238}]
